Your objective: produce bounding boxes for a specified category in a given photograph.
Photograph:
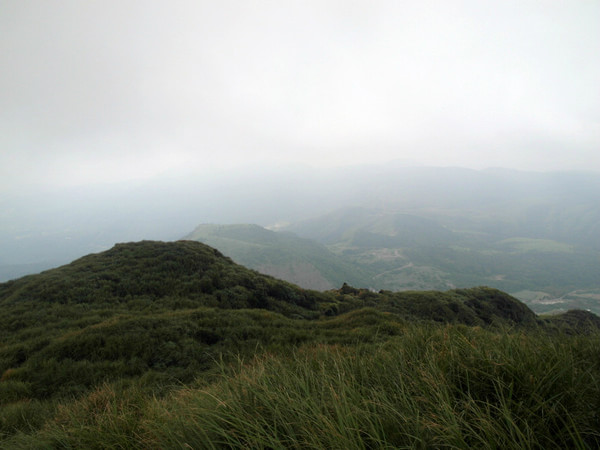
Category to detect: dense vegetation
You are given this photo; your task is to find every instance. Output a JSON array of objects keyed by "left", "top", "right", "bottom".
[{"left": 1, "top": 240, "right": 599, "bottom": 448}]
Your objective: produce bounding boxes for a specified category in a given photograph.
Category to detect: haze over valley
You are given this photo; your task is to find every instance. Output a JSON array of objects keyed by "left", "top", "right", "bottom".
[{"left": 2, "top": 165, "right": 599, "bottom": 315}]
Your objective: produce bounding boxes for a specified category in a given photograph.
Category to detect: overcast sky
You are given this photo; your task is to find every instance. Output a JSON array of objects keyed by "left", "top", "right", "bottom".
[{"left": 1, "top": 0, "right": 599, "bottom": 191}]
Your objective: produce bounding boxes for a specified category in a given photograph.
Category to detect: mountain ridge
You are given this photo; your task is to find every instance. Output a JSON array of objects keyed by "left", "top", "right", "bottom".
[{"left": 2, "top": 240, "right": 596, "bottom": 330}]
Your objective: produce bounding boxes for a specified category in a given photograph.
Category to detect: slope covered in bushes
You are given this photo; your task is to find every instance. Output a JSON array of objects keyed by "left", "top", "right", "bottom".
[
  {"left": 0, "top": 240, "right": 327, "bottom": 314},
  {"left": 5, "top": 325, "right": 600, "bottom": 449},
  {"left": 1, "top": 240, "right": 599, "bottom": 447}
]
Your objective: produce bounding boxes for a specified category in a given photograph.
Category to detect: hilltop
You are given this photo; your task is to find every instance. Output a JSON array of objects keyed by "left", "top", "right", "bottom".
[
  {"left": 0, "top": 240, "right": 326, "bottom": 317},
  {"left": 0, "top": 240, "right": 569, "bottom": 332}
]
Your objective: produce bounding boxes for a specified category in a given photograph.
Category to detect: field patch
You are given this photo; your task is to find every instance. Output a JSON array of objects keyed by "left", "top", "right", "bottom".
[{"left": 497, "top": 238, "right": 573, "bottom": 253}]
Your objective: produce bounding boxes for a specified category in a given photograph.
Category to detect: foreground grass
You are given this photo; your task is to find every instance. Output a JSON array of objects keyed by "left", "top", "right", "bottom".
[{"left": 5, "top": 324, "right": 600, "bottom": 449}]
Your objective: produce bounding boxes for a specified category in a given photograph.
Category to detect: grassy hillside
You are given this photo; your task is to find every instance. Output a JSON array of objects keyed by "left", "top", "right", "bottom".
[
  {"left": 6, "top": 325, "right": 600, "bottom": 449},
  {"left": 184, "top": 223, "right": 370, "bottom": 290},
  {"left": 1, "top": 240, "right": 599, "bottom": 447}
]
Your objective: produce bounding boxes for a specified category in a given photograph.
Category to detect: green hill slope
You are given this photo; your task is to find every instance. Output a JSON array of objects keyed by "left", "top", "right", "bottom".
[
  {"left": 0, "top": 240, "right": 328, "bottom": 317},
  {"left": 184, "top": 224, "right": 370, "bottom": 290},
  {"left": 1, "top": 240, "right": 600, "bottom": 447},
  {"left": 0, "top": 241, "right": 331, "bottom": 402}
]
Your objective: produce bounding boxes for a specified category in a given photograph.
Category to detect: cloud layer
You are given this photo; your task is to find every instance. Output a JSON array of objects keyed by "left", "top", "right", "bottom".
[{"left": 1, "top": 1, "right": 599, "bottom": 189}]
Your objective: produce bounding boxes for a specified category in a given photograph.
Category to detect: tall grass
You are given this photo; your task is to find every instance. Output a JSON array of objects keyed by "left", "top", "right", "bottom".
[
  {"left": 3, "top": 324, "right": 599, "bottom": 448},
  {"left": 11, "top": 324, "right": 595, "bottom": 449},
  {"left": 146, "top": 325, "right": 599, "bottom": 449}
]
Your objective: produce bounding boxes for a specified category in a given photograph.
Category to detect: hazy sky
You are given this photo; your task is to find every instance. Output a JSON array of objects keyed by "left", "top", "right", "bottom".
[{"left": 1, "top": 0, "right": 599, "bottom": 190}]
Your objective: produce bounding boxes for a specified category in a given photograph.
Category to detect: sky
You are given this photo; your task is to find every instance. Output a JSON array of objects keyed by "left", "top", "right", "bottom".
[{"left": 1, "top": 0, "right": 599, "bottom": 191}]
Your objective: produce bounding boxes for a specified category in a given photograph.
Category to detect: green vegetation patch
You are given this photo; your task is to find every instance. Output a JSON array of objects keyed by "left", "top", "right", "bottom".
[
  {"left": 8, "top": 325, "right": 600, "bottom": 449},
  {"left": 2, "top": 240, "right": 600, "bottom": 447}
]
